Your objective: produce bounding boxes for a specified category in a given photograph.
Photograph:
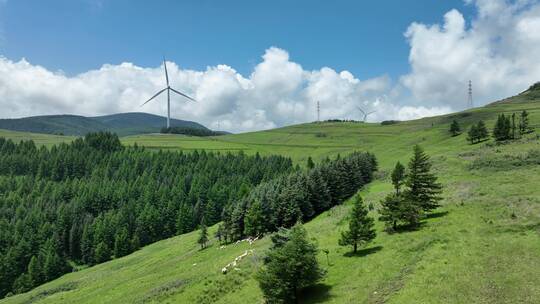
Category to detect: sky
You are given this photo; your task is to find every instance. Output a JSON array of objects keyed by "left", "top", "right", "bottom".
[{"left": 0, "top": 0, "right": 539, "bottom": 132}]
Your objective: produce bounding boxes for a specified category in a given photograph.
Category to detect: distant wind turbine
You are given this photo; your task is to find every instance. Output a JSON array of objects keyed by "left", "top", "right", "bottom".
[
  {"left": 141, "top": 58, "right": 196, "bottom": 128},
  {"left": 356, "top": 106, "right": 376, "bottom": 122}
]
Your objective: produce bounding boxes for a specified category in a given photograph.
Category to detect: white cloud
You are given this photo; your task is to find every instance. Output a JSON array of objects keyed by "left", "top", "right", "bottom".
[
  {"left": 401, "top": 0, "right": 540, "bottom": 109},
  {"left": 0, "top": 49, "right": 420, "bottom": 132}
]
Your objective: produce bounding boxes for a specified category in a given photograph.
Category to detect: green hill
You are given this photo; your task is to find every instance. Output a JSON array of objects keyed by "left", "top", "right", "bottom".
[
  {"left": 1, "top": 95, "right": 540, "bottom": 303},
  {"left": 0, "top": 112, "right": 208, "bottom": 136}
]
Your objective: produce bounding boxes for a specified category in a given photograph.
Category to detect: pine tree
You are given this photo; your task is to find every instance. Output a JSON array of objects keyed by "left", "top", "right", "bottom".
[
  {"left": 477, "top": 120, "right": 489, "bottom": 141},
  {"left": 467, "top": 125, "right": 479, "bottom": 144},
  {"left": 493, "top": 114, "right": 511, "bottom": 141},
  {"left": 379, "top": 193, "right": 421, "bottom": 230},
  {"left": 94, "top": 241, "right": 111, "bottom": 264},
  {"left": 113, "top": 228, "right": 130, "bottom": 258},
  {"left": 519, "top": 110, "right": 532, "bottom": 134},
  {"left": 391, "top": 161, "right": 405, "bottom": 195},
  {"left": 244, "top": 200, "right": 265, "bottom": 237},
  {"left": 176, "top": 203, "right": 194, "bottom": 234},
  {"left": 511, "top": 113, "right": 517, "bottom": 139},
  {"left": 449, "top": 119, "right": 461, "bottom": 136},
  {"left": 306, "top": 156, "right": 315, "bottom": 169},
  {"left": 379, "top": 193, "right": 401, "bottom": 230},
  {"left": 42, "top": 242, "right": 67, "bottom": 281},
  {"left": 338, "top": 196, "right": 376, "bottom": 253},
  {"left": 256, "top": 224, "right": 325, "bottom": 304},
  {"left": 27, "top": 256, "right": 43, "bottom": 286},
  {"left": 197, "top": 221, "right": 209, "bottom": 249},
  {"left": 405, "top": 145, "right": 442, "bottom": 213}
]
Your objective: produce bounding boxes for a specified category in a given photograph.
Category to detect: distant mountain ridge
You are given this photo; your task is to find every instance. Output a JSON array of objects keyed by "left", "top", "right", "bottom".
[{"left": 0, "top": 112, "right": 209, "bottom": 136}]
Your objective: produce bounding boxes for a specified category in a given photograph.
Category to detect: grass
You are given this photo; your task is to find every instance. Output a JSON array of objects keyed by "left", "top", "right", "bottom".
[
  {"left": 0, "top": 129, "right": 74, "bottom": 147},
  {"left": 1, "top": 99, "right": 540, "bottom": 303}
]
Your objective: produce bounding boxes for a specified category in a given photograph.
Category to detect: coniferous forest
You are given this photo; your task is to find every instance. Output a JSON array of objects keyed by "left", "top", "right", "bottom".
[
  {"left": 219, "top": 151, "right": 378, "bottom": 242},
  {"left": 0, "top": 132, "right": 294, "bottom": 297}
]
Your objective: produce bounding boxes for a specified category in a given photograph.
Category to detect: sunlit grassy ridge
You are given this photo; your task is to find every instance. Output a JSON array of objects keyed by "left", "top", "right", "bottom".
[{"left": 1, "top": 97, "right": 540, "bottom": 303}]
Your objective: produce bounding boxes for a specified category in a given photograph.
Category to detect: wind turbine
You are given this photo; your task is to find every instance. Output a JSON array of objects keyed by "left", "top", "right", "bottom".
[
  {"left": 356, "top": 106, "right": 376, "bottom": 122},
  {"left": 141, "top": 58, "right": 196, "bottom": 128}
]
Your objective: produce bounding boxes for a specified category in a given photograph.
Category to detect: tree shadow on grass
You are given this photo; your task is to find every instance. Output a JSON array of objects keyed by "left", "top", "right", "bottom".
[
  {"left": 300, "top": 283, "right": 333, "bottom": 304},
  {"left": 343, "top": 245, "right": 383, "bottom": 257},
  {"left": 425, "top": 210, "right": 449, "bottom": 220},
  {"left": 391, "top": 222, "right": 426, "bottom": 234}
]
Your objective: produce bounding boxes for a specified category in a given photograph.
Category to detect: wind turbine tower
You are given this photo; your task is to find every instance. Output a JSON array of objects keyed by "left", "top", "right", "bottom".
[{"left": 141, "top": 58, "right": 196, "bottom": 128}]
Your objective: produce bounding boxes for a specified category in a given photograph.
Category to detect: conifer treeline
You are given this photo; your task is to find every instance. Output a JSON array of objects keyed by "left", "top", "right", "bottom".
[
  {"left": 218, "top": 152, "right": 378, "bottom": 242},
  {"left": 0, "top": 132, "right": 293, "bottom": 298}
]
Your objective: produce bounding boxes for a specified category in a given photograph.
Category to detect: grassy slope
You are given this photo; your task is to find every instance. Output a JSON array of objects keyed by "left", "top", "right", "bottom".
[
  {"left": 2, "top": 99, "right": 540, "bottom": 303},
  {"left": 0, "top": 129, "right": 74, "bottom": 147}
]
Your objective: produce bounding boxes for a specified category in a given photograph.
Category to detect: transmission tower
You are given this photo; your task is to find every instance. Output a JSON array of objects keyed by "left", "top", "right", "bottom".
[
  {"left": 468, "top": 80, "right": 473, "bottom": 108},
  {"left": 317, "top": 100, "right": 320, "bottom": 122}
]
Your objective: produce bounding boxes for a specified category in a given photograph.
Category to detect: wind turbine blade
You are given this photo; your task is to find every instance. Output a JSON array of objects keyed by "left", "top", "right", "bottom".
[
  {"left": 367, "top": 111, "right": 376, "bottom": 115},
  {"left": 163, "top": 58, "right": 169, "bottom": 87},
  {"left": 169, "top": 87, "right": 196, "bottom": 102},
  {"left": 356, "top": 106, "right": 365, "bottom": 115},
  {"left": 140, "top": 88, "right": 167, "bottom": 106}
]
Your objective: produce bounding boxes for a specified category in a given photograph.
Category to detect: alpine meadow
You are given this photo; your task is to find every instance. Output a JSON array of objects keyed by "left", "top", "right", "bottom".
[{"left": 1, "top": 1, "right": 540, "bottom": 303}]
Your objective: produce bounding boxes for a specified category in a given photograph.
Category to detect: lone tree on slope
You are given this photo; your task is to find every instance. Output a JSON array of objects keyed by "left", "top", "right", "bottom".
[
  {"left": 198, "top": 220, "right": 209, "bottom": 249},
  {"left": 405, "top": 145, "right": 442, "bottom": 213},
  {"left": 449, "top": 119, "right": 461, "bottom": 136},
  {"left": 256, "top": 223, "right": 325, "bottom": 304},
  {"left": 339, "top": 195, "right": 376, "bottom": 253}
]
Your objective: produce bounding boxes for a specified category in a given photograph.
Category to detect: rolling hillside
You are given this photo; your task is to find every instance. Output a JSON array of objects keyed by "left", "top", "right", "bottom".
[
  {"left": 1, "top": 91, "right": 540, "bottom": 303},
  {"left": 0, "top": 112, "right": 208, "bottom": 136}
]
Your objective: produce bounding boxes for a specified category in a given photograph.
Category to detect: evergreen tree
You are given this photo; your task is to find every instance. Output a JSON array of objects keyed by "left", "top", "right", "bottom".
[
  {"left": 338, "top": 196, "right": 376, "bottom": 253},
  {"left": 215, "top": 224, "right": 224, "bottom": 244},
  {"left": 80, "top": 222, "right": 94, "bottom": 264},
  {"left": 511, "top": 113, "right": 517, "bottom": 139},
  {"left": 94, "top": 241, "right": 111, "bottom": 264},
  {"left": 130, "top": 235, "right": 140, "bottom": 252},
  {"left": 477, "top": 120, "right": 489, "bottom": 141},
  {"left": 391, "top": 161, "right": 405, "bottom": 195},
  {"left": 379, "top": 193, "right": 421, "bottom": 230},
  {"left": 244, "top": 200, "right": 265, "bottom": 237},
  {"left": 197, "top": 221, "right": 209, "bottom": 249},
  {"left": 27, "top": 256, "right": 43, "bottom": 286},
  {"left": 405, "top": 145, "right": 442, "bottom": 213},
  {"left": 306, "top": 156, "right": 315, "bottom": 169},
  {"left": 493, "top": 114, "right": 511, "bottom": 141},
  {"left": 467, "top": 125, "right": 479, "bottom": 144},
  {"left": 519, "top": 110, "right": 532, "bottom": 134},
  {"left": 176, "top": 203, "right": 195, "bottom": 235},
  {"left": 256, "top": 224, "right": 325, "bottom": 304},
  {"left": 42, "top": 242, "right": 67, "bottom": 281},
  {"left": 12, "top": 273, "right": 32, "bottom": 294},
  {"left": 113, "top": 228, "right": 130, "bottom": 258},
  {"left": 449, "top": 119, "right": 461, "bottom": 136}
]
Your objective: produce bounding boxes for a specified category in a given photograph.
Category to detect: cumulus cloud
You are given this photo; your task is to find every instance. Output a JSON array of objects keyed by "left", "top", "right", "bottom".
[
  {"left": 0, "top": 48, "right": 413, "bottom": 132},
  {"left": 401, "top": 0, "right": 540, "bottom": 109}
]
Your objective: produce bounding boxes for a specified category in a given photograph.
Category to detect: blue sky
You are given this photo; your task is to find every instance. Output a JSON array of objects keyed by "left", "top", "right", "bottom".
[
  {"left": 1, "top": 0, "right": 539, "bottom": 132},
  {"left": 0, "top": 0, "right": 473, "bottom": 78}
]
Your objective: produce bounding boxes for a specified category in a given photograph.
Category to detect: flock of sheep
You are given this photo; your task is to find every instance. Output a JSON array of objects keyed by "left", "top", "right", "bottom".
[{"left": 220, "top": 236, "right": 259, "bottom": 274}]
